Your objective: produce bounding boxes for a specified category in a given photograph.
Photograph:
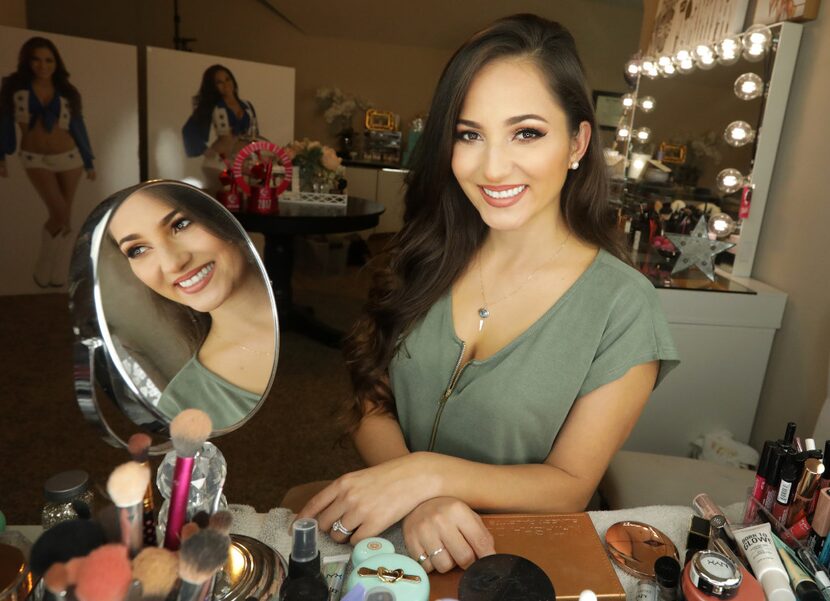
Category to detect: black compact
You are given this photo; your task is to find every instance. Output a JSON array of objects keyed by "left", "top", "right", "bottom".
[{"left": 459, "top": 554, "right": 555, "bottom": 601}]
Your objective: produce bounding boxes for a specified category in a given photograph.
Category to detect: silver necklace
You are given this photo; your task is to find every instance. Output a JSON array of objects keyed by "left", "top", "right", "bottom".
[{"left": 477, "top": 232, "right": 571, "bottom": 332}]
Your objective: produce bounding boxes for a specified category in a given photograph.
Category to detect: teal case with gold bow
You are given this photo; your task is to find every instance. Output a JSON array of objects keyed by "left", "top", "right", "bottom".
[{"left": 344, "top": 538, "right": 430, "bottom": 601}]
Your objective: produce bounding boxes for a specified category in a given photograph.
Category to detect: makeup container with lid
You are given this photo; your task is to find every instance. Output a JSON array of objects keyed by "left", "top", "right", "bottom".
[
  {"left": 683, "top": 551, "right": 743, "bottom": 600},
  {"left": 636, "top": 579, "right": 659, "bottom": 601},
  {"left": 41, "top": 469, "right": 94, "bottom": 529},
  {"left": 655, "top": 556, "right": 681, "bottom": 601}
]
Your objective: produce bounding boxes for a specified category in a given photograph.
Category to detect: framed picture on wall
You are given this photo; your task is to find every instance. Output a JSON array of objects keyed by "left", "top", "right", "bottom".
[{"left": 593, "top": 91, "right": 624, "bottom": 131}]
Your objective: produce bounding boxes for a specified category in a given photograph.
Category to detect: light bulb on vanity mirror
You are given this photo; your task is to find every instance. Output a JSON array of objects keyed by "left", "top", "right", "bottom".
[
  {"left": 62, "top": 179, "right": 284, "bottom": 599},
  {"left": 734, "top": 73, "right": 764, "bottom": 100}
]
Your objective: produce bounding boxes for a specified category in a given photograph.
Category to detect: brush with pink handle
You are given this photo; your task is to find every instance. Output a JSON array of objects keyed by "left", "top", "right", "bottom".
[{"left": 163, "top": 409, "right": 212, "bottom": 551}]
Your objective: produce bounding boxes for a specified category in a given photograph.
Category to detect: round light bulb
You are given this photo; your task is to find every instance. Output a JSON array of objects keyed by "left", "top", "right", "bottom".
[
  {"left": 641, "top": 56, "right": 659, "bottom": 79},
  {"left": 716, "top": 36, "right": 742, "bottom": 65},
  {"left": 634, "top": 127, "right": 651, "bottom": 142},
  {"left": 617, "top": 127, "right": 630, "bottom": 140},
  {"left": 660, "top": 61, "right": 677, "bottom": 77},
  {"left": 743, "top": 44, "right": 766, "bottom": 62},
  {"left": 625, "top": 59, "right": 641, "bottom": 76},
  {"left": 742, "top": 25, "right": 773, "bottom": 51},
  {"left": 716, "top": 168, "right": 745, "bottom": 194},
  {"left": 694, "top": 44, "right": 714, "bottom": 59},
  {"left": 657, "top": 55, "right": 673, "bottom": 68},
  {"left": 621, "top": 93, "right": 636, "bottom": 109},
  {"left": 677, "top": 57, "right": 696, "bottom": 74},
  {"left": 734, "top": 73, "right": 764, "bottom": 100},
  {"left": 639, "top": 96, "right": 656, "bottom": 112},
  {"left": 696, "top": 52, "right": 717, "bottom": 70},
  {"left": 708, "top": 213, "right": 736, "bottom": 237},
  {"left": 723, "top": 121, "right": 755, "bottom": 147},
  {"left": 675, "top": 49, "right": 692, "bottom": 62}
]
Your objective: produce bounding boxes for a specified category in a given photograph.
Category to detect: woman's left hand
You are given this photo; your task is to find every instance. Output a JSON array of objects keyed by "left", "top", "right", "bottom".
[
  {"left": 294, "top": 452, "right": 438, "bottom": 543},
  {"left": 86, "top": 169, "right": 96, "bottom": 181}
]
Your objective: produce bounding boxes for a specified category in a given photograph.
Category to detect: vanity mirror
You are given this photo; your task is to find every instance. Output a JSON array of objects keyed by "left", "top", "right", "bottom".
[
  {"left": 69, "top": 180, "right": 279, "bottom": 452},
  {"left": 620, "top": 22, "right": 802, "bottom": 277}
]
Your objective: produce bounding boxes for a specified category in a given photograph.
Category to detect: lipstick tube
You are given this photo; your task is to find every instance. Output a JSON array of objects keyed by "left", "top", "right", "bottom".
[{"left": 786, "top": 455, "right": 824, "bottom": 529}]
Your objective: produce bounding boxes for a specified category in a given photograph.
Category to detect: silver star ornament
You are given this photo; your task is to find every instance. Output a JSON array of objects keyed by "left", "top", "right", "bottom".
[{"left": 665, "top": 216, "right": 735, "bottom": 281}]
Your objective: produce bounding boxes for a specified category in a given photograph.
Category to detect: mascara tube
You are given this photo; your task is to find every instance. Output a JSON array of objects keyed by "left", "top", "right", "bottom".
[{"left": 745, "top": 441, "right": 775, "bottom": 523}]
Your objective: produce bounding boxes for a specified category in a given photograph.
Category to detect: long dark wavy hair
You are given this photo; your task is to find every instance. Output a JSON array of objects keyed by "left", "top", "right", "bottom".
[
  {"left": 191, "top": 64, "right": 239, "bottom": 128},
  {"left": 0, "top": 37, "right": 81, "bottom": 117},
  {"left": 341, "top": 14, "right": 627, "bottom": 432}
]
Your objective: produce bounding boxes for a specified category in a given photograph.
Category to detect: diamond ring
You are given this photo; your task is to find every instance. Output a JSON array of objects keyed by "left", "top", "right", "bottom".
[{"left": 331, "top": 519, "right": 354, "bottom": 536}]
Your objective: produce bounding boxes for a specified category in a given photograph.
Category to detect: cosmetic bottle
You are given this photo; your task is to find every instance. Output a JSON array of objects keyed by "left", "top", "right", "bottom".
[
  {"left": 809, "top": 442, "right": 830, "bottom": 515},
  {"left": 279, "top": 518, "right": 328, "bottom": 601},
  {"left": 764, "top": 446, "right": 791, "bottom": 512},
  {"left": 786, "top": 451, "right": 824, "bottom": 533},
  {"left": 41, "top": 470, "right": 95, "bottom": 529},
  {"left": 746, "top": 441, "right": 775, "bottom": 523},
  {"left": 809, "top": 489, "right": 830, "bottom": 558},
  {"left": 781, "top": 423, "right": 798, "bottom": 450},
  {"left": 772, "top": 458, "right": 800, "bottom": 525},
  {"left": 686, "top": 516, "right": 712, "bottom": 565},
  {"left": 655, "top": 556, "right": 681, "bottom": 601},
  {"left": 637, "top": 579, "right": 659, "bottom": 601}
]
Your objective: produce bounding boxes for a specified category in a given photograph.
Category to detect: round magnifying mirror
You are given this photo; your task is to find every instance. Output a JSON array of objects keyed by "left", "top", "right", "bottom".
[{"left": 70, "top": 180, "right": 278, "bottom": 453}]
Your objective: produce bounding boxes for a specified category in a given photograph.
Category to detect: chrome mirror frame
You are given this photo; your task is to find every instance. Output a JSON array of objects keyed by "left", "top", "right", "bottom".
[{"left": 68, "top": 180, "right": 279, "bottom": 455}]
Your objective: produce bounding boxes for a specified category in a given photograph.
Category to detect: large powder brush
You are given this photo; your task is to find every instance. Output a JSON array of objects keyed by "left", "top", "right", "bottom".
[
  {"left": 106, "top": 461, "right": 150, "bottom": 557},
  {"left": 132, "top": 546, "right": 179, "bottom": 601},
  {"left": 163, "top": 409, "right": 212, "bottom": 550}
]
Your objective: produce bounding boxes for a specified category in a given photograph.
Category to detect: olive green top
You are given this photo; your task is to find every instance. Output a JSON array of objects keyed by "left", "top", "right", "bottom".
[
  {"left": 158, "top": 356, "right": 260, "bottom": 429},
  {"left": 390, "top": 249, "right": 680, "bottom": 465}
]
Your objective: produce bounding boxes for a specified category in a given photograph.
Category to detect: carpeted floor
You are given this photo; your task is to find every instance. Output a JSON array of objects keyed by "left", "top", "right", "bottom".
[{"left": 0, "top": 261, "right": 375, "bottom": 525}]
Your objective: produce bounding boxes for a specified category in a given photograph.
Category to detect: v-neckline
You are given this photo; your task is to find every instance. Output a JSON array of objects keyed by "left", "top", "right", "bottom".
[{"left": 447, "top": 248, "right": 604, "bottom": 365}]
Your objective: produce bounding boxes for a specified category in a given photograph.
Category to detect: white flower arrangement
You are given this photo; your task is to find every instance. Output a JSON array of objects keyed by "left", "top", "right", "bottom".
[{"left": 315, "top": 87, "right": 372, "bottom": 132}]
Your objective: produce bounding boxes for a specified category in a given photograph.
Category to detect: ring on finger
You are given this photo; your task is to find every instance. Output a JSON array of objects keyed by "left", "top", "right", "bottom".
[
  {"left": 417, "top": 552, "right": 429, "bottom": 564},
  {"left": 429, "top": 547, "right": 445, "bottom": 558},
  {"left": 331, "top": 519, "right": 354, "bottom": 537}
]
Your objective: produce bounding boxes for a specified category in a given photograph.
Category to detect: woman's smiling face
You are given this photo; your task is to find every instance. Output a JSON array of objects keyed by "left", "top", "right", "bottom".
[
  {"left": 451, "top": 58, "right": 585, "bottom": 232},
  {"left": 29, "top": 47, "right": 56, "bottom": 81},
  {"left": 108, "top": 191, "right": 246, "bottom": 313}
]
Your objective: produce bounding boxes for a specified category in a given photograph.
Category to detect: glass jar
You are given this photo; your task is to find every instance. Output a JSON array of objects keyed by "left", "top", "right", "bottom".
[{"left": 41, "top": 469, "right": 95, "bottom": 529}]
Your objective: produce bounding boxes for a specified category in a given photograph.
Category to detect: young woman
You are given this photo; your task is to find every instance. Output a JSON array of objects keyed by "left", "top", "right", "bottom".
[
  {"left": 182, "top": 64, "right": 259, "bottom": 188},
  {"left": 0, "top": 37, "right": 95, "bottom": 288},
  {"left": 295, "top": 14, "right": 680, "bottom": 573},
  {"left": 107, "top": 184, "right": 275, "bottom": 429}
]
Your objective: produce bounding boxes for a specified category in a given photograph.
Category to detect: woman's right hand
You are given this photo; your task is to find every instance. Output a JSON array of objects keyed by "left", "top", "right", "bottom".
[{"left": 403, "top": 496, "right": 495, "bottom": 573}]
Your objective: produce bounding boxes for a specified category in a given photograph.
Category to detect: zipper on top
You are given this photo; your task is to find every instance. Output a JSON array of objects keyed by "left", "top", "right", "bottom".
[{"left": 427, "top": 342, "right": 467, "bottom": 451}]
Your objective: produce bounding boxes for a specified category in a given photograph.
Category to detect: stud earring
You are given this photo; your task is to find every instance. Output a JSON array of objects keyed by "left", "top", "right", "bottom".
[{"left": 570, "top": 160, "right": 580, "bottom": 170}]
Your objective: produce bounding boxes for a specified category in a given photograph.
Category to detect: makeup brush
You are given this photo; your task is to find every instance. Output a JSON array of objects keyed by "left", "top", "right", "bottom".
[
  {"left": 43, "top": 563, "right": 69, "bottom": 598},
  {"left": 29, "top": 518, "right": 105, "bottom": 576},
  {"left": 128, "top": 432, "right": 158, "bottom": 546},
  {"left": 74, "top": 544, "right": 133, "bottom": 601},
  {"left": 132, "top": 547, "right": 179, "bottom": 601},
  {"left": 107, "top": 461, "right": 151, "bottom": 557},
  {"left": 177, "top": 529, "right": 231, "bottom": 601},
  {"left": 163, "top": 409, "right": 212, "bottom": 551},
  {"left": 191, "top": 510, "right": 210, "bottom": 529},
  {"left": 208, "top": 510, "right": 233, "bottom": 536},
  {"left": 180, "top": 521, "right": 201, "bottom": 543}
]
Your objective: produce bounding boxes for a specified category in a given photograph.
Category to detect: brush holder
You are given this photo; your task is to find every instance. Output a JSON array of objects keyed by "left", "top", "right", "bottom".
[{"left": 156, "top": 442, "right": 227, "bottom": 541}]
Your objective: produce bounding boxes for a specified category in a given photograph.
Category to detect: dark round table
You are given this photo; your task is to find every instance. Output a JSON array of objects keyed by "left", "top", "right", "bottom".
[{"left": 236, "top": 196, "right": 384, "bottom": 347}]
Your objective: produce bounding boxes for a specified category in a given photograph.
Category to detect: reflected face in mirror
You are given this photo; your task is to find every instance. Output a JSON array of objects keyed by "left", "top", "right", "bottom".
[
  {"left": 101, "top": 184, "right": 277, "bottom": 432},
  {"left": 213, "top": 69, "right": 236, "bottom": 100},
  {"left": 109, "top": 192, "right": 247, "bottom": 314}
]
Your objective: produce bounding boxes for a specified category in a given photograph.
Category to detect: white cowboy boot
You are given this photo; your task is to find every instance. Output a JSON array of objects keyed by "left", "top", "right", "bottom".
[
  {"left": 49, "top": 227, "right": 75, "bottom": 288},
  {"left": 33, "top": 227, "right": 59, "bottom": 288}
]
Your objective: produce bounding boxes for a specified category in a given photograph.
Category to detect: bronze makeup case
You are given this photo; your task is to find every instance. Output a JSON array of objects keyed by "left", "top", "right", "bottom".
[{"left": 429, "top": 513, "right": 625, "bottom": 601}]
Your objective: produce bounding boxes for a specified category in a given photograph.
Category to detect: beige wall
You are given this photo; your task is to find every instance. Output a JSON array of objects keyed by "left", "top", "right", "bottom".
[
  {"left": 749, "top": 7, "right": 830, "bottom": 446},
  {"left": 0, "top": 0, "right": 26, "bottom": 27},
  {"left": 26, "top": 0, "right": 640, "bottom": 147}
]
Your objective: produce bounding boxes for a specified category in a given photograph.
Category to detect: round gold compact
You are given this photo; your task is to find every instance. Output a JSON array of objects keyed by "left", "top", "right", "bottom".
[{"left": 604, "top": 521, "right": 679, "bottom": 579}]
